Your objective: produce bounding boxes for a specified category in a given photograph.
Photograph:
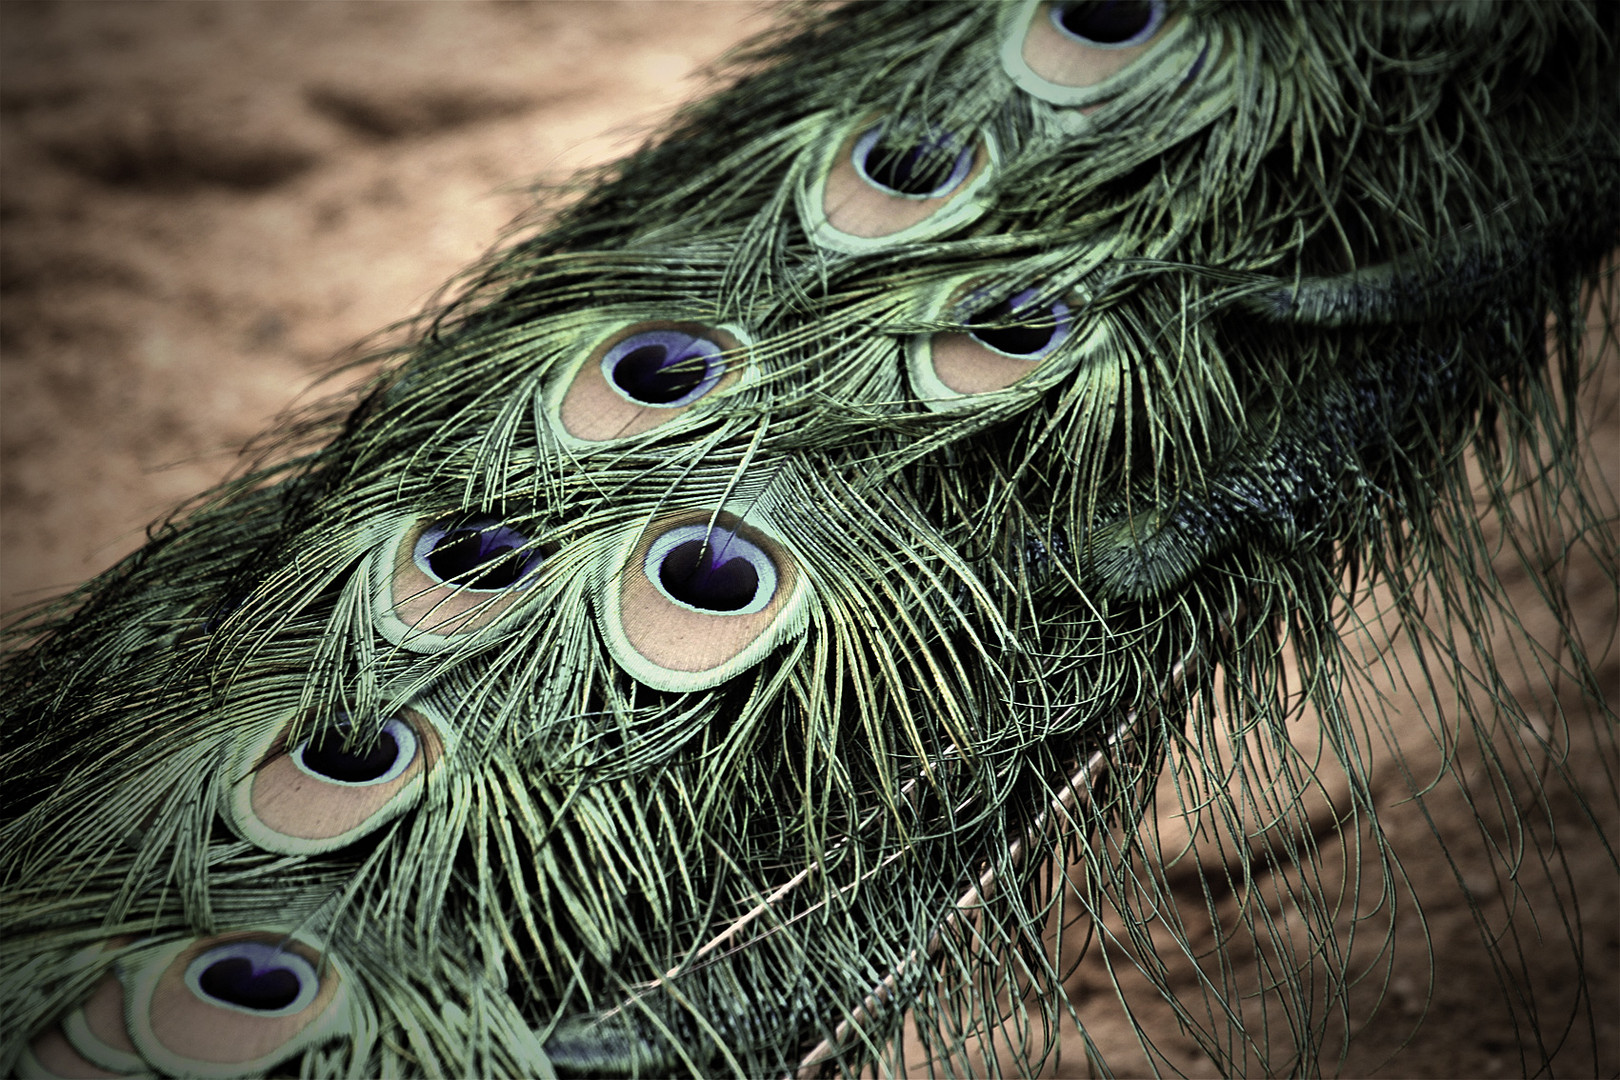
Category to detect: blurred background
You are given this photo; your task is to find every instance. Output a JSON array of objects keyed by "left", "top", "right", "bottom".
[{"left": 2, "top": 3, "right": 1614, "bottom": 1075}]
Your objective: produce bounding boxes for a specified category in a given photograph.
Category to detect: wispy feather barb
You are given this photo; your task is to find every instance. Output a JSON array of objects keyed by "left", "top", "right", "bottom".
[{"left": 3, "top": 1, "right": 1617, "bottom": 1077}]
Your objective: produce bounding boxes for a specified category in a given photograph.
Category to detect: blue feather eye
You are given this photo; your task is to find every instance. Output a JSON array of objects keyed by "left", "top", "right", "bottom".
[
  {"left": 548, "top": 321, "right": 751, "bottom": 444},
  {"left": 595, "top": 510, "right": 810, "bottom": 692},
  {"left": 852, "top": 126, "right": 974, "bottom": 200},
  {"left": 185, "top": 942, "right": 318, "bottom": 1017},
  {"left": 377, "top": 514, "right": 551, "bottom": 647},
  {"left": 118, "top": 933, "right": 351, "bottom": 1076},
  {"left": 966, "top": 288, "right": 1074, "bottom": 359},
  {"left": 602, "top": 330, "right": 727, "bottom": 407},
  {"left": 908, "top": 281, "right": 1090, "bottom": 406},
  {"left": 413, "top": 516, "right": 543, "bottom": 592},
  {"left": 1003, "top": 0, "right": 1182, "bottom": 105},
  {"left": 800, "top": 117, "right": 998, "bottom": 252},
  {"left": 292, "top": 717, "right": 417, "bottom": 787},
  {"left": 647, "top": 525, "right": 779, "bottom": 615},
  {"left": 1050, "top": 0, "right": 1166, "bottom": 47}
]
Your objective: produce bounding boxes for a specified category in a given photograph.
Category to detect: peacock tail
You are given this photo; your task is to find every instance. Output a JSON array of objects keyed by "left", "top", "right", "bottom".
[{"left": 2, "top": 2, "right": 1617, "bottom": 1077}]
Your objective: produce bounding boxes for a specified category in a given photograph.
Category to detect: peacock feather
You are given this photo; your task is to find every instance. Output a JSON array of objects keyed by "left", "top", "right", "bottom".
[{"left": 2, "top": 1, "right": 1617, "bottom": 1077}]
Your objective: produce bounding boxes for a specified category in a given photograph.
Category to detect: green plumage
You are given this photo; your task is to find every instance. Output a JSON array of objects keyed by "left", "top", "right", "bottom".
[{"left": 3, "top": 2, "right": 1616, "bottom": 1077}]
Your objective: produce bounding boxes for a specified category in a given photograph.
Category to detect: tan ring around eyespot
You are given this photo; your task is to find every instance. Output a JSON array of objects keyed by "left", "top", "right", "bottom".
[
  {"left": 821, "top": 123, "right": 990, "bottom": 240},
  {"left": 246, "top": 709, "right": 440, "bottom": 843},
  {"left": 25, "top": 1027, "right": 120, "bottom": 1079},
  {"left": 63, "top": 974, "right": 141, "bottom": 1068},
  {"left": 1021, "top": 1, "right": 1182, "bottom": 92},
  {"left": 388, "top": 519, "right": 537, "bottom": 639},
  {"left": 911, "top": 280, "right": 1082, "bottom": 401},
  {"left": 558, "top": 321, "right": 747, "bottom": 442},
  {"left": 146, "top": 935, "right": 341, "bottom": 1066},
  {"left": 617, "top": 511, "right": 799, "bottom": 676}
]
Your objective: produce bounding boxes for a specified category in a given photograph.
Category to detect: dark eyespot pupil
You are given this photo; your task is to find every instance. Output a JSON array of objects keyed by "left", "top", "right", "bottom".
[
  {"left": 658, "top": 539, "right": 760, "bottom": 613},
  {"left": 611, "top": 343, "right": 707, "bottom": 405},
  {"left": 426, "top": 529, "right": 526, "bottom": 590},
  {"left": 861, "top": 141, "right": 962, "bottom": 197},
  {"left": 300, "top": 728, "right": 400, "bottom": 783},
  {"left": 968, "top": 299, "right": 1060, "bottom": 357},
  {"left": 1055, "top": 0, "right": 1156, "bottom": 44},
  {"left": 197, "top": 957, "right": 302, "bottom": 1012}
]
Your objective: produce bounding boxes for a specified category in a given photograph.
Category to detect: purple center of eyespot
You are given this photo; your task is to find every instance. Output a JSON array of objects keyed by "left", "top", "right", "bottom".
[
  {"left": 602, "top": 331, "right": 725, "bottom": 407},
  {"left": 966, "top": 288, "right": 1073, "bottom": 359},
  {"left": 294, "top": 716, "right": 416, "bottom": 785},
  {"left": 646, "top": 525, "right": 779, "bottom": 615},
  {"left": 852, "top": 126, "right": 974, "bottom": 199},
  {"left": 185, "top": 941, "right": 319, "bottom": 1016},
  {"left": 1051, "top": 0, "right": 1166, "bottom": 47},
  {"left": 659, "top": 540, "right": 759, "bottom": 612},
  {"left": 199, "top": 958, "right": 301, "bottom": 1011},
  {"left": 414, "top": 516, "right": 542, "bottom": 591}
]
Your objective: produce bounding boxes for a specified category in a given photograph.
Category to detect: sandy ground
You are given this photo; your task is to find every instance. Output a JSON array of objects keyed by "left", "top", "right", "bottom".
[{"left": 2, "top": 3, "right": 1615, "bottom": 1077}]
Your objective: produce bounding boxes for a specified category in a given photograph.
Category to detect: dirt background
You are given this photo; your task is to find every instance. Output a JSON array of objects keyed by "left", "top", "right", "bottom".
[{"left": 1, "top": 3, "right": 1614, "bottom": 1077}]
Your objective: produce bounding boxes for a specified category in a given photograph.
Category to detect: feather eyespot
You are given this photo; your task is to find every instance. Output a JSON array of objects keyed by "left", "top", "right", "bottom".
[
  {"left": 799, "top": 116, "right": 998, "bottom": 253},
  {"left": 647, "top": 524, "right": 778, "bottom": 615},
  {"left": 547, "top": 321, "right": 750, "bottom": 445},
  {"left": 595, "top": 511, "right": 812, "bottom": 692},
  {"left": 1002, "top": 0, "right": 1184, "bottom": 106},
  {"left": 602, "top": 329, "right": 726, "bottom": 407},
  {"left": 1050, "top": 0, "right": 1166, "bottom": 47},
  {"left": 185, "top": 942, "right": 319, "bottom": 1017},
  {"left": 414, "top": 516, "right": 544, "bottom": 593},
  {"left": 908, "top": 283, "right": 1085, "bottom": 406},
  {"left": 292, "top": 716, "right": 418, "bottom": 787},
  {"left": 119, "top": 933, "right": 349, "bottom": 1079},
  {"left": 372, "top": 514, "right": 550, "bottom": 649},
  {"left": 223, "top": 708, "right": 444, "bottom": 854},
  {"left": 965, "top": 288, "right": 1074, "bottom": 361},
  {"left": 851, "top": 126, "right": 975, "bottom": 200}
]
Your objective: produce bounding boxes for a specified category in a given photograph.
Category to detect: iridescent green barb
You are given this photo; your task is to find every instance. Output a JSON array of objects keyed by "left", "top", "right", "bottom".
[{"left": 2, "top": 2, "right": 1616, "bottom": 1077}]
